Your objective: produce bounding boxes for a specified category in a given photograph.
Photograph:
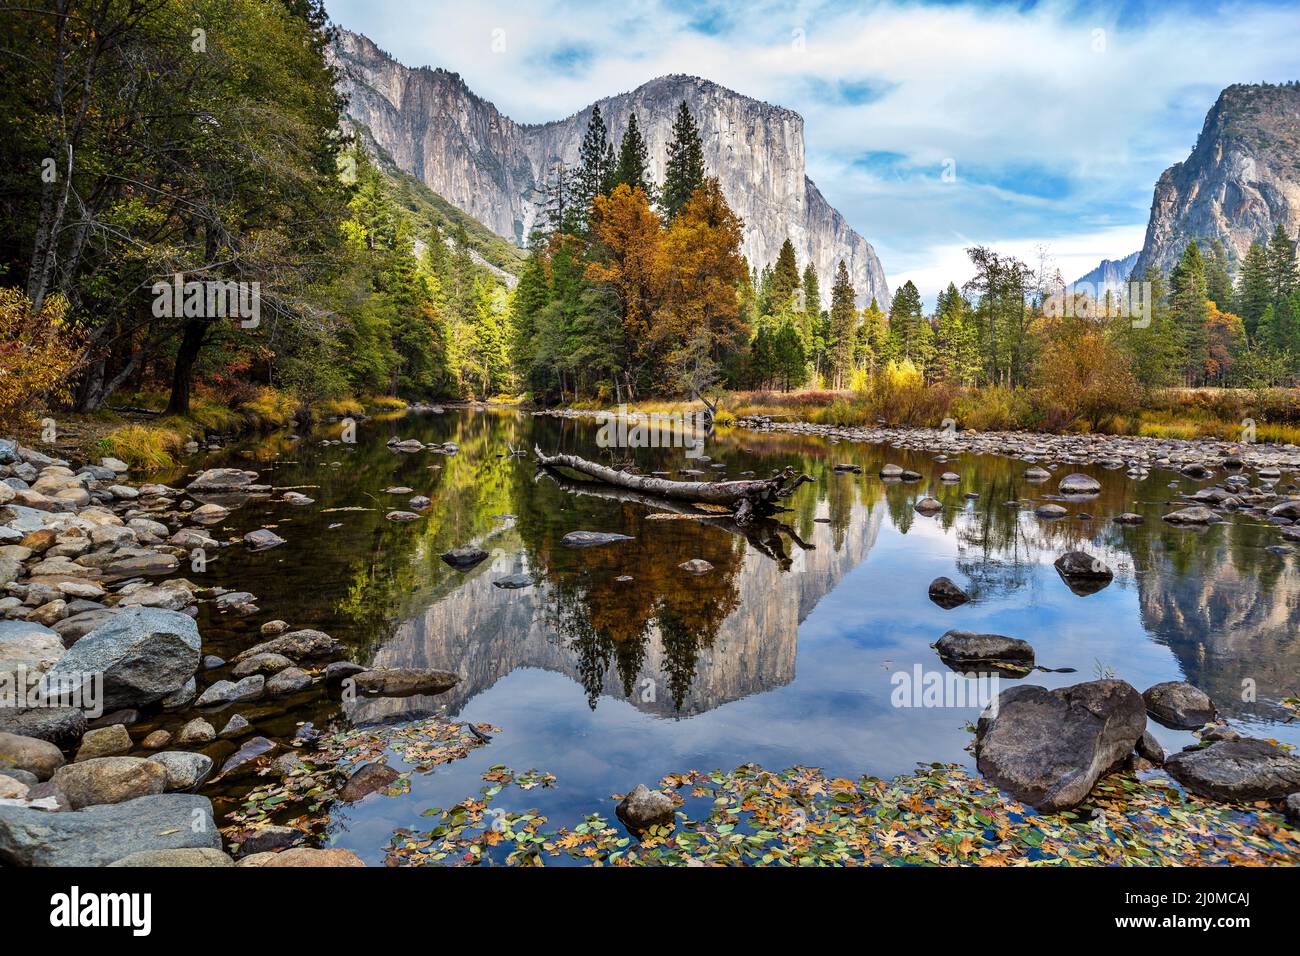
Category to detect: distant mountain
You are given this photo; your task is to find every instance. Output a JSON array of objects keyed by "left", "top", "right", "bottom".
[
  {"left": 1071, "top": 251, "right": 1140, "bottom": 296},
  {"left": 329, "top": 29, "right": 889, "bottom": 307},
  {"left": 1133, "top": 82, "right": 1300, "bottom": 278}
]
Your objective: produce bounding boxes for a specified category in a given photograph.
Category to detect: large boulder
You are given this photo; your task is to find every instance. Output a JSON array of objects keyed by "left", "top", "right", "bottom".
[
  {"left": 1165, "top": 738, "right": 1300, "bottom": 802},
  {"left": 51, "top": 756, "right": 168, "bottom": 809},
  {"left": 47, "top": 607, "right": 200, "bottom": 710},
  {"left": 1142, "top": 681, "right": 1217, "bottom": 729},
  {"left": 1053, "top": 551, "right": 1113, "bottom": 596},
  {"left": 615, "top": 784, "right": 676, "bottom": 835},
  {"left": 108, "top": 848, "right": 233, "bottom": 867},
  {"left": 0, "top": 706, "right": 86, "bottom": 744},
  {"left": 349, "top": 668, "right": 459, "bottom": 698},
  {"left": 1058, "top": 473, "right": 1101, "bottom": 495},
  {"left": 935, "top": 630, "right": 1034, "bottom": 670},
  {"left": 0, "top": 794, "right": 220, "bottom": 866},
  {"left": 237, "top": 847, "right": 364, "bottom": 867},
  {"left": 975, "top": 680, "right": 1147, "bottom": 812}
]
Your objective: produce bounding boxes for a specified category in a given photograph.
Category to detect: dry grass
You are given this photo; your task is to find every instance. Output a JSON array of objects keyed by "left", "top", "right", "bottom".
[{"left": 99, "top": 423, "right": 184, "bottom": 469}]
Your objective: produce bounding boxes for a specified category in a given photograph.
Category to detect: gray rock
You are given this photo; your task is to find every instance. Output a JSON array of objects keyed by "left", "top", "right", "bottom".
[
  {"left": 0, "top": 619, "right": 65, "bottom": 678},
  {"left": 74, "top": 724, "right": 132, "bottom": 761},
  {"left": 231, "top": 629, "right": 341, "bottom": 664},
  {"left": 615, "top": 784, "right": 676, "bottom": 835},
  {"left": 146, "top": 751, "right": 214, "bottom": 791},
  {"left": 1114, "top": 512, "right": 1145, "bottom": 525},
  {"left": 108, "top": 848, "right": 234, "bottom": 867},
  {"left": 492, "top": 574, "right": 532, "bottom": 590},
  {"left": 218, "top": 714, "right": 251, "bottom": 739},
  {"left": 1053, "top": 551, "right": 1113, "bottom": 595},
  {"left": 195, "top": 675, "right": 264, "bottom": 708},
  {"left": 237, "top": 825, "right": 302, "bottom": 854},
  {"left": 1136, "top": 729, "right": 1165, "bottom": 765},
  {"left": 1058, "top": 473, "right": 1101, "bottom": 495},
  {"left": 177, "top": 718, "right": 215, "bottom": 744},
  {"left": 0, "top": 706, "right": 85, "bottom": 744},
  {"left": 47, "top": 607, "right": 200, "bottom": 709},
  {"left": 1165, "top": 738, "right": 1300, "bottom": 802},
  {"left": 0, "top": 794, "right": 221, "bottom": 866},
  {"left": 913, "top": 496, "right": 943, "bottom": 514},
  {"left": 1034, "top": 503, "right": 1068, "bottom": 519},
  {"left": 339, "top": 762, "right": 400, "bottom": 802},
  {"left": 215, "top": 736, "right": 276, "bottom": 779},
  {"left": 935, "top": 630, "right": 1035, "bottom": 669},
  {"left": 265, "top": 666, "right": 311, "bottom": 697},
  {"left": 1143, "top": 681, "right": 1217, "bottom": 729},
  {"left": 231, "top": 652, "right": 292, "bottom": 677},
  {"left": 1286, "top": 793, "right": 1300, "bottom": 824},
  {"left": 350, "top": 668, "right": 459, "bottom": 698},
  {"left": 187, "top": 468, "right": 259, "bottom": 492},
  {"left": 1163, "top": 506, "right": 1219, "bottom": 525},
  {"left": 679, "top": 559, "right": 713, "bottom": 574},
  {"left": 560, "top": 531, "right": 634, "bottom": 548},
  {"left": 243, "top": 529, "right": 285, "bottom": 551},
  {"left": 975, "top": 680, "right": 1147, "bottom": 812},
  {"left": 927, "top": 576, "right": 969, "bottom": 609}
]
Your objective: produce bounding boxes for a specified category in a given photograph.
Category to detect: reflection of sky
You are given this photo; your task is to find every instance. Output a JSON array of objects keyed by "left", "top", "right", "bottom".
[{"left": 325, "top": 471, "right": 1300, "bottom": 863}]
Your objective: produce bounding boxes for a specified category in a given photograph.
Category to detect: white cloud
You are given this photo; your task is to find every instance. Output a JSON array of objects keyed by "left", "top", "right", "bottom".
[{"left": 327, "top": 0, "right": 1300, "bottom": 304}]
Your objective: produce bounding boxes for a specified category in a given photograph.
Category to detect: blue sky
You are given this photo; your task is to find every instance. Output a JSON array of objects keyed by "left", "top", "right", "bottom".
[{"left": 327, "top": 0, "right": 1300, "bottom": 303}]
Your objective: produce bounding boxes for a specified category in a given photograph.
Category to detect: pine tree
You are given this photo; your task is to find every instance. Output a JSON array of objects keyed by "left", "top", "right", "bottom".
[
  {"left": 612, "top": 112, "right": 654, "bottom": 200},
  {"left": 887, "top": 280, "right": 933, "bottom": 372},
  {"left": 827, "top": 260, "right": 856, "bottom": 388},
  {"left": 1170, "top": 241, "right": 1210, "bottom": 385},
  {"left": 1236, "top": 241, "right": 1273, "bottom": 339},
  {"left": 660, "top": 101, "right": 705, "bottom": 221},
  {"left": 1203, "top": 240, "right": 1234, "bottom": 308},
  {"left": 770, "top": 239, "right": 800, "bottom": 315},
  {"left": 1266, "top": 224, "right": 1298, "bottom": 304},
  {"left": 576, "top": 105, "right": 613, "bottom": 224}
]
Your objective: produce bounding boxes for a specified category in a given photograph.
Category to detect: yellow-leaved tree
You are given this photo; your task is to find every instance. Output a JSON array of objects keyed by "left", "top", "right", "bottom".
[{"left": 0, "top": 288, "right": 83, "bottom": 420}]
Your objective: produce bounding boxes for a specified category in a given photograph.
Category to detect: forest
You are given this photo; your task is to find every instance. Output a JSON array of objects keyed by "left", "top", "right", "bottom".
[{"left": 2, "top": 0, "right": 1299, "bottom": 448}]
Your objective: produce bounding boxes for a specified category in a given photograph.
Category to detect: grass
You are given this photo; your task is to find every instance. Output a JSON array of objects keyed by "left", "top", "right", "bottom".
[
  {"left": 99, "top": 423, "right": 185, "bottom": 469},
  {"left": 364, "top": 395, "right": 407, "bottom": 412},
  {"left": 313, "top": 397, "right": 364, "bottom": 418}
]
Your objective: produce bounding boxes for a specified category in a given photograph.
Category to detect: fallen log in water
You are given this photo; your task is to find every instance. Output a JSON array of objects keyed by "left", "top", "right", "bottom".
[
  {"left": 534, "top": 446, "right": 813, "bottom": 524},
  {"left": 538, "top": 468, "right": 814, "bottom": 567}
]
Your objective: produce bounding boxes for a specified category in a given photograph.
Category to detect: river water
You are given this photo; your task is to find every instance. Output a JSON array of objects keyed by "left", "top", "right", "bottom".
[{"left": 141, "top": 407, "right": 1300, "bottom": 863}]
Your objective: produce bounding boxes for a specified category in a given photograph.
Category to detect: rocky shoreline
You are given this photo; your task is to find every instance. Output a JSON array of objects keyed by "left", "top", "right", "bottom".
[{"left": 0, "top": 437, "right": 460, "bottom": 867}]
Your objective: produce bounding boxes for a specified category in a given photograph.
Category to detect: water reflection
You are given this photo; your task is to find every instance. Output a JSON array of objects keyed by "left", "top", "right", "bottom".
[{"left": 175, "top": 409, "right": 1300, "bottom": 851}]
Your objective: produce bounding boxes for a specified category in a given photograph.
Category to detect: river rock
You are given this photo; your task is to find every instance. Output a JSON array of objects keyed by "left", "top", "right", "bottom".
[
  {"left": 216, "top": 736, "right": 276, "bottom": 779},
  {"left": 1024, "top": 466, "right": 1051, "bottom": 481},
  {"left": 927, "top": 576, "right": 970, "bottom": 609},
  {"left": 340, "top": 762, "right": 400, "bottom": 802},
  {"left": 1163, "top": 506, "right": 1218, "bottom": 525},
  {"left": 160, "top": 676, "right": 197, "bottom": 710},
  {"left": 232, "top": 629, "right": 342, "bottom": 663},
  {"left": 0, "top": 794, "right": 221, "bottom": 866},
  {"left": 1058, "top": 473, "right": 1101, "bottom": 494},
  {"left": 142, "top": 730, "right": 172, "bottom": 749},
  {"left": 47, "top": 607, "right": 200, "bottom": 710},
  {"left": 1034, "top": 503, "right": 1068, "bottom": 519},
  {"left": 1165, "top": 738, "right": 1300, "bottom": 802},
  {"left": 350, "top": 668, "right": 459, "bottom": 697},
  {"left": 386, "top": 510, "right": 420, "bottom": 522},
  {"left": 1053, "top": 551, "right": 1113, "bottom": 595},
  {"left": 147, "top": 751, "right": 213, "bottom": 791},
  {"left": 1114, "top": 513, "right": 1145, "bottom": 525},
  {"left": 243, "top": 528, "right": 285, "bottom": 551},
  {"left": 237, "top": 825, "right": 302, "bottom": 854},
  {"left": 188, "top": 468, "right": 259, "bottom": 492},
  {"left": 1136, "top": 729, "right": 1165, "bottom": 765},
  {"left": 0, "top": 619, "right": 65, "bottom": 679},
  {"left": 493, "top": 574, "right": 532, "bottom": 590},
  {"left": 561, "top": 531, "right": 634, "bottom": 547},
  {"left": 324, "top": 661, "right": 366, "bottom": 685},
  {"left": 1267, "top": 500, "right": 1300, "bottom": 520},
  {"left": 108, "top": 848, "right": 234, "bottom": 867},
  {"left": 1287, "top": 793, "right": 1300, "bottom": 824},
  {"left": 1142, "top": 681, "right": 1217, "bottom": 729},
  {"left": 615, "top": 784, "right": 676, "bottom": 835},
  {"left": 231, "top": 652, "right": 293, "bottom": 677},
  {"left": 679, "top": 559, "right": 713, "bottom": 574},
  {"left": 914, "top": 496, "right": 942, "bottom": 514},
  {"left": 177, "top": 718, "right": 215, "bottom": 744},
  {"left": 0, "top": 706, "right": 85, "bottom": 744},
  {"left": 0, "top": 731, "right": 65, "bottom": 780},
  {"left": 440, "top": 545, "right": 489, "bottom": 569},
  {"left": 935, "top": 630, "right": 1035, "bottom": 669},
  {"left": 975, "top": 680, "right": 1147, "bottom": 812},
  {"left": 51, "top": 756, "right": 168, "bottom": 809},
  {"left": 218, "top": 714, "right": 250, "bottom": 739},
  {"left": 74, "top": 724, "right": 132, "bottom": 761},
  {"left": 195, "top": 675, "right": 264, "bottom": 708},
  {"left": 266, "top": 666, "right": 311, "bottom": 697},
  {"left": 237, "top": 847, "right": 365, "bottom": 867}
]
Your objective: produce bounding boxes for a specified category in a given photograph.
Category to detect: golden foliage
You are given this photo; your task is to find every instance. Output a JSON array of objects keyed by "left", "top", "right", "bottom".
[{"left": 0, "top": 287, "right": 83, "bottom": 420}]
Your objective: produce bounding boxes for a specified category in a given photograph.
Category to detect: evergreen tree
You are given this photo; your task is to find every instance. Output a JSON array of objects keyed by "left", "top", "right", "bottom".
[
  {"left": 1235, "top": 241, "right": 1273, "bottom": 338},
  {"left": 887, "top": 280, "right": 934, "bottom": 372},
  {"left": 770, "top": 239, "right": 800, "bottom": 315},
  {"left": 1203, "top": 240, "right": 1234, "bottom": 308},
  {"left": 660, "top": 101, "right": 705, "bottom": 221},
  {"left": 612, "top": 112, "right": 654, "bottom": 200},
  {"left": 576, "top": 105, "right": 614, "bottom": 224},
  {"left": 1266, "top": 224, "right": 1298, "bottom": 304},
  {"left": 1170, "top": 241, "right": 1210, "bottom": 384},
  {"left": 827, "top": 261, "right": 856, "bottom": 388}
]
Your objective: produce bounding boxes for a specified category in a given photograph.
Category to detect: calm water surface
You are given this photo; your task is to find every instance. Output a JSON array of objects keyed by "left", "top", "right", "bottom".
[{"left": 153, "top": 409, "right": 1300, "bottom": 863}]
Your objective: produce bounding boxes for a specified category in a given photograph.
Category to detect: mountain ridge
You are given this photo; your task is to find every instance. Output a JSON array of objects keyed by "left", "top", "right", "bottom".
[{"left": 329, "top": 28, "right": 890, "bottom": 307}]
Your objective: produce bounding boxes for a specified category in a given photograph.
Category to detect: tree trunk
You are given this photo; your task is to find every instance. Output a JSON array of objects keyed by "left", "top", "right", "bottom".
[
  {"left": 166, "top": 319, "right": 208, "bottom": 416},
  {"left": 534, "top": 447, "right": 812, "bottom": 524}
]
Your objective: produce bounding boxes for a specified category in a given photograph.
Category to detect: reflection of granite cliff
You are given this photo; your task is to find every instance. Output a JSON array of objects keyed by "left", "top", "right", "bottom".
[
  {"left": 347, "top": 503, "right": 883, "bottom": 723},
  {"left": 1134, "top": 539, "right": 1300, "bottom": 723}
]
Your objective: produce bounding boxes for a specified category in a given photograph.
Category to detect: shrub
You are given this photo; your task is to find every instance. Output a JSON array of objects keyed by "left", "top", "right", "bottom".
[
  {"left": 1034, "top": 319, "right": 1142, "bottom": 432},
  {"left": 101, "top": 424, "right": 184, "bottom": 469},
  {"left": 0, "top": 288, "right": 83, "bottom": 421}
]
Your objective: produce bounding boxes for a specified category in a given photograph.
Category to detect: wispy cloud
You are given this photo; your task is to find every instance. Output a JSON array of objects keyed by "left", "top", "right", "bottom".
[{"left": 327, "top": 0, "right": 1300, "bottom": 303}]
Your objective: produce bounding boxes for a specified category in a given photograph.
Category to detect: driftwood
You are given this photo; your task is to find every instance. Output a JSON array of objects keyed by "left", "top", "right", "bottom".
[
  {"left": 538, "top": 468, "right": 814, "bottom": 567},
  {"left": 534, "top": 446, "right": 813, "bottom": 525}
]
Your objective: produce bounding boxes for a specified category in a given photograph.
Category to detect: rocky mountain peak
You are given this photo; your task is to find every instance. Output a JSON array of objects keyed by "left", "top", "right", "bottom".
[
  {"left": 330, "top": 29, "right": 888, "bottom": 307},
  {"left": 1132, "top": 82, "right": 1300, "bottom": 279}
]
